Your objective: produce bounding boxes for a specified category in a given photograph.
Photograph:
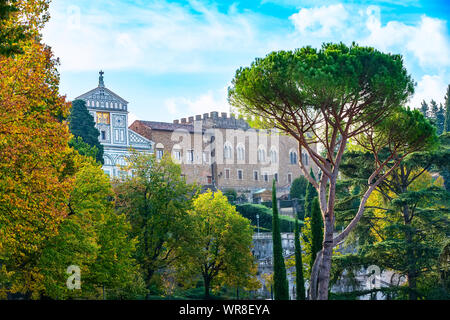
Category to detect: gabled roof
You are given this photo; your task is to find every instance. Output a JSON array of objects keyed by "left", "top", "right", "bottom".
[{"left": 75, "top": 86, "right": 129, "bottom": 105}]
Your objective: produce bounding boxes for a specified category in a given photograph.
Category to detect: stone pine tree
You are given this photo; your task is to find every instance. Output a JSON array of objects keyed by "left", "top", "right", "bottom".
[
  {"left": 420, "top": 100, "right": 429, "bottom": 118},
  {"left": 310, "top": 197, "right": 323, "bottom": 270},
  {"left": 304, "top": 168, "right": 318, "bottom": 218},
  {"left": 272, "top": 179, "right": 289, "bottom": 300},
  {"left": 294, "top": 217, "right": 306, "bottom": 300},
  {"left": 68, "top": 99, "right": 104, "bottom": 164},
  {"left": 228, "top": 43, "right": 435, "bottom": 299},
  {"left": 444, "top": 85, "right": 450, "bottom": 133}
]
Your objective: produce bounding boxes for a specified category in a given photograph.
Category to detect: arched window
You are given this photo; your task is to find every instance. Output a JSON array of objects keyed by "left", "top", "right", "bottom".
[
  {"left": 236, "top": 143, "right": 245, "bottom": 161},
  {"left": 257, "top": 146, "right": 266, "bottom": 163},
  {"left": 289, "top": 150, "right": 297, "bottom": 165},
  {"left": 103, "top": 155, "right": 113, "bottom": 166},
  {"left": 270, "top": 147, "right": 278, "bottom": 163},
  {"left": 116, "top": 156, "right": 127, "bottom": 166},
  {"left": 224, "top": 142, "right": 232, "bottom": 160},
  {"left": 302, "top": 151, "right": 309, "bottom": 166}
]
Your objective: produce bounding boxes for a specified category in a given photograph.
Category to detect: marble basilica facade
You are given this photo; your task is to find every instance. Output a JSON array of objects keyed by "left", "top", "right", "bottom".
[{"left": 75, "top": 71, "right": 154, "bottom": 177}]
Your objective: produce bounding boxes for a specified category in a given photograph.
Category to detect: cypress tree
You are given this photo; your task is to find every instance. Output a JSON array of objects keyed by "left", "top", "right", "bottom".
[
  {"left": 68, "top": 99, "right": 104, "bottom": 163},
  {"left": 294, "top": 217, "right": 306, "bottom": 300},
  {"left": 310, "top": 197, "right": 323, "bottom": 269},
  {"left": 272, "top": 179, "right": 289, "bottom": 300},
  {"left": 436, "top": 103, "right": 445, "bottom": 135},
  {"left": 420, "top": 100, "right": 429, "bottom": 118},
  {"left": 444, "top": 85, "right": 450, "bottom": 133},
  {"left": 304, "top": 168, "right": 318, "bottom": 218}
]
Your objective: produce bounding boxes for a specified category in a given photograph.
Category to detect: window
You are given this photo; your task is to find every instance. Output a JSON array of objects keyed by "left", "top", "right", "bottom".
[
  {"left": 207, "top": 176, "right": 212, "bottom": 184},
  {"left": 264, "top": 172, "right": 268, "bottom": 182},
  {"left": 97, "top": 112, "right": 110, "bottom": 124},
  {"left": 287, "top": 173, "right": 292, "bottom": 184},
  {"left": 257, "top": 146, "right": 266, "bottom": 163},
  {"left": 270, "top": 148, "right": 278, "bottom": 163},
  {"left": 187, "top": 150, "right": 194, "bottom": 163},
  {"left": 100, "top": 130, "right": 106, "bottom": 140},
  {"left": 173, "top": 150, "right": 181, "bottom": 161},
  {"left": 290, "top": 151, "right": 298, "bottom": 164},
  {"left": 224, "top": 142, "right": 232, "bottom": 160},
  {"left": 253, "top": 171, "right": 258, "bottom": 181},
  {"left": 225, "top": 169, "right": 230, "bottom": 179},
  {"left": 237, "top": 144, "right": 245, "bottom": 161},
  {"left": 274, "top": 173, "right": 278, "bottom": 182},
  {"left": 156, "top": 149, "right": 164, "bottom": 160},
  {"left": 237, "top": 170, "right": 243, "bottom": 180},
  {"left": 302, "top": 152, "right": 309, "bottom": 166}
]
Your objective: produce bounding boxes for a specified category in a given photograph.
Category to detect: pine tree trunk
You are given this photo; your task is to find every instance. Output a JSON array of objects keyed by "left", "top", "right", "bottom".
[{"left": 317, "top": 215, "right": 334, "bottom": 300}]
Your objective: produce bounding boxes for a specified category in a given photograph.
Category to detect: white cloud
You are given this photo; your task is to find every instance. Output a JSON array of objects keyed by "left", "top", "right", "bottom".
[
  {"left": 360, "top": 7, "right": 450, "bottom": 69},
  {"left": 409, "top": 74, "right": 448, "bottom": 109},
  {"left": 43, "top": 0, "right": 270, "bottom": 73},
  {"left": 289, "top": 4, "right": 349, "bottom": 37},
  {"left": 164, "top": 87, "right": 230, "bottom": 118},
  {"left": 406, "top": 16, "right": 450, "bottom": 68}
]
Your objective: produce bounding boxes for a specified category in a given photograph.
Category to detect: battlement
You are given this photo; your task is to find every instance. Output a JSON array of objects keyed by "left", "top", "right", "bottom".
[{"left": 172, "top": 111, "right": 250, "bottom": 130}]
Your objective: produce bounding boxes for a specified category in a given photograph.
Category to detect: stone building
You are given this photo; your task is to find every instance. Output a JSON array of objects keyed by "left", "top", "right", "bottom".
[
  {"left": 75, "top": 71, "right": 154, "bottom": 177},
  {"left": 130, "top": 112, "right": 318, "bottom": 199},
  {"left": 252, "top": 232, "right": 297, "bottom": 300}
]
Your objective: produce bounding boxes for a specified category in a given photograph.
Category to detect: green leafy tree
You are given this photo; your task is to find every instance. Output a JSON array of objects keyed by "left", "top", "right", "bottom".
[
  {"left": 68, "top": 99, "right": 104, "bottom": 164},
  {"left": 294, "top": 217, "right": 306, "bottom": 300},
  {"left": 38, "top": 157, "right": 143, "bottom": 299},
  {"left": 290, "top": 176, "right": 308, "bottom": 200},
  {"left": 444, "top": 85, "right": 450, "bottom": 133},
  {"left": 304, "top": 169, "right": 318, "bottom": 219},
  {"left": 0, "top": 0, "right": 33, "bottom": 56},
  {"left": 228, "top": 43, "right": 435, "bottom": 299},
  {"left": 310, "top": 197, "right": 323, "bottom": 270},
  {"left": 113, "top": 151, "right": 199, "bottom": 297},
  {"left": 339, "top": 135, "right": 448, "bottom": 300},
  {"left": 177, "top": 190, "right": 258, "bottom": 299},
  {"left": 235, "top": 203, "right": 297, "bottom": 232},
  {"left": 272, "top": 180, "right": 289, "bottom": 300},
  {"left": 436, "top": 103, "right": 445, "bottom": 135},
  {"left": 420, "top": 100, "right": 429, "bottom": 118},
  {"left": 69, "top": 136, "right": 99, "bottom": 161}
]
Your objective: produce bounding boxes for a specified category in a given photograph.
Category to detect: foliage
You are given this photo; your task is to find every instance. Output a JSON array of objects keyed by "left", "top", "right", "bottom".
[
  {"left": 113, "top": 151, "right": 199, "bottom": 297},
  {"left": 0, "top": 1, "right": 75, "bottom": 298},
  {"left": 444, "top": 85, "right": 450, "bottom": 133},
  {"left": 271, "top": 180, "right": 289, "bottom": 300},
  {"left": 290, "top": 176, "right": 308, "bottom": 200},
  {"left": 69, "top": 136, "right": 99, "bottom": 162},
  {"left": 222, "top": 189, "right": 237, "bottom": 203},
  {"left": 235, "top": 203, "right": 297, "bottom": 232},
  {"left": 294, "top": 217, "right": 306, "bottom": 300},
  {"left": 0, "top": 0, "right": 39, "bottom": 56},
  {"left": 339, "top": 142, "right": 449, "bottom": 299},
  {"left": 68, "top": 99, "right": 104, "bottom": 164},
  {"left": 37, "top": 157, "right": 144, "bottom": 299},
  {"left": 176, "top": 190, "right": 259, "bottom": 298},
  {"left": 304, "top": 169, "right": 318, "bottom": 219},
  {"left": 310, "top": 197, "right": 323, "bottom": 268}
]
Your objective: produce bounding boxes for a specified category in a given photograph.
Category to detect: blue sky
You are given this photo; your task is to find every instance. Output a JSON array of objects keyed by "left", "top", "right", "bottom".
[{"left": 42, "top": 0, "right": 450, "bottom": 124}]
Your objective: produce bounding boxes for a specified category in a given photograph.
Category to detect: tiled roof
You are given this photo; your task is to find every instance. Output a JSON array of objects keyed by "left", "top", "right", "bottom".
[{"left": 139, "top": 120, "right": 197, "bottom": 133}]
